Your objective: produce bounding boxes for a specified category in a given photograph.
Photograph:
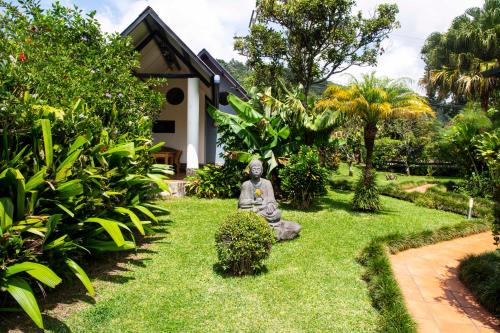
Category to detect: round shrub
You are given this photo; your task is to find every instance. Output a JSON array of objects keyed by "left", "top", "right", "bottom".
[
  {"left": 279, "top": 146, "right": 329, "bottom": 209},
  {"left": 215, "top": 211, "right": 274, "bottom": 276}
]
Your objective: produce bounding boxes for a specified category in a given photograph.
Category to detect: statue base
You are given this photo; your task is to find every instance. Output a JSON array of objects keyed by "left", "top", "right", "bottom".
[{"left": 269, "top": 221, "right": 301, "bottom": 241}]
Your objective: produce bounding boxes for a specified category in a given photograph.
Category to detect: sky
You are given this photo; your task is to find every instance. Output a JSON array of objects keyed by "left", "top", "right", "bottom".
[{"left": 42, "top": 0, "right": 484, "bottom": 92}]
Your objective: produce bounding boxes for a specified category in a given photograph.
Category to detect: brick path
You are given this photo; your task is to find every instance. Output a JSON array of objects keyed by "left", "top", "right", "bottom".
[{"left": 390, "top": 232, "right": 499, "bottom": 333}]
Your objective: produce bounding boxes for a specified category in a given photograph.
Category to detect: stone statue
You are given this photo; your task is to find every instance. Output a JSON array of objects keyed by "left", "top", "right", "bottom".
[{"left": 238, "top": 159, "right": 301, "bottom": 240}]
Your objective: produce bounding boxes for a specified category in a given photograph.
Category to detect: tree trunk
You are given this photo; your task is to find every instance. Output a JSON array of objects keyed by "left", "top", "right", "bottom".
[
  {"left": 363, "top": 123, "right": 377, "bottom": 184},
  {"left": 348, "top": 160, "right": 353, "bottom": 177},
  {"left": 480, "top": 91, "right": 490, "bottom": 112},
  {"left": 493, "top": 183, "right": 500, "bottom": 246}
]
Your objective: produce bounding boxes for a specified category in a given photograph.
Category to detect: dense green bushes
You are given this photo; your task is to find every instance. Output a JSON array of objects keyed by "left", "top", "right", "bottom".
[
  {"left": 186, "top": 163, "right": 242, "bottom": 199},
  {"left": 279, "top": 146, "right": 329, "bottom": 209},
  {"left": 459, "top": 252, "right": 500, "bottom": 318},
  {"left": 215, "top": 212, "right": 274, "bottom": 276},
  {"left": 0, "top": 1, "right": 168, "bottom": 328}
]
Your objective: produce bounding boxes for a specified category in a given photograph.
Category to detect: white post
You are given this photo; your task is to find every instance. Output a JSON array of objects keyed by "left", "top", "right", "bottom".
[
  {"left": 186, "top": 77, "right": 200, "bottom": 176},
  {"left": 468, "top": 197, "right": 474, "bottom": 220}
]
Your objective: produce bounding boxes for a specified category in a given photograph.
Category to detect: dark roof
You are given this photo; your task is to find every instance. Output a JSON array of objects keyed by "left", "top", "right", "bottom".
[
  {"left": 482, "top": 67, "right": 500, "bottom": 78},
  {"left": 121, "top": 7, "right": 215, "bottom": 86},
  {"left": 198, "top": 49, "right": 248, "bottom": 98}
]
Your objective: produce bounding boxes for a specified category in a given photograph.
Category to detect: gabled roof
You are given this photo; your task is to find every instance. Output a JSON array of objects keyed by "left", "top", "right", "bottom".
[
  {"left": 198, "top": 49, "right": 248, "bottom": 98},
  {"left": 121, "top": 6, "right": 215, "bottom": 86}
]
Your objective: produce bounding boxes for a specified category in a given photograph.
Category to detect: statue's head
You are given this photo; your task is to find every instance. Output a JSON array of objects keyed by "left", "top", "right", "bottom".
[{"left": 249, "top": 159, "right": 263, "bottom": 179}]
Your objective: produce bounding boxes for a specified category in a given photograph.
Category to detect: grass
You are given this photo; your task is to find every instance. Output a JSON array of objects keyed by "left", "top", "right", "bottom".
[
  {"left": 334, "top": 163, "right": 461, "bottom": 189},
  {"left": 31, "top": 190, "right": 475, "bottom": 333},
  {"left": 459, "top": 251, "right": 500, "bottom": 318}
]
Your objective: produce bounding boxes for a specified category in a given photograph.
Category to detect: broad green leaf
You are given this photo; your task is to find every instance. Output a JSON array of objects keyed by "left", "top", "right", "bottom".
[
  {"left": 65, "top": 258, "right": 94, "bottom": 297},
  {"left": 6, "top": 262, "right": 62, "bottom": 288},
  {"left": 84, "top": 218, "right": 126, "bottom": 247},
  {"left": 278, "top": 126, "right": 290, "bottom": 139},
  {"left": 142, "top": 203, "right": 170, "bottom": 214},
  {"left": 134, "top": 205, "right": 158, "bottom": 223},
  {"left": 25, "top": 167, "right": 46, "bottom": 191},
  {"left": 0, "top": 197, "right": 14, "bottom": 233},
  {"left": 114, "top": 207, "right": 145, "bottom": 235},
  {"left": 228, "top": 94, "right": 262, "bottom": 123},
  {"left": 44, "top": 214, "right": 62, "bottom": 240},
  {"left": 102, "top": 142, "right": 135, "bottom": 158},
  {"left": 5, "top": 277, "right": 44, "bottom": 329},
  {"left": 8, "top": 146, "right": 28, "bottom": 166},
  {"left": 43, "top": 235, "right": 67, "bottom": 250},
  {"left": 148, "top": 141, "right": 166, "bottom": 153},
  {"left": 67, "top": 135, "right": 88, "bottom": 155},
  {"left": 85, "top": 240, "right": 135, "bottom": 252},
  {"left": 56, "top": 179, "right": 83, "bottom": 198},
  {"left": 56, "top": 203, "right": 75, "bottom": 217},
  {"left": 55, "top": 149, "right": 82, "bottom": 181},
  {"left": 40, "top": 119, "right": 53, "bottom": 169}
]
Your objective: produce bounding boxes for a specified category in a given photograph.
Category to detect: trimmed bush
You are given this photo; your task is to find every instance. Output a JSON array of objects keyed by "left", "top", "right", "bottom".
[
  {"left": 279, "top": 146, "right": 329, "bottom": 209},
  {"left": 459, "top": 251, "right": 499, "bottom": 318},
  {"left": 352, "top": 170, "right": 381, "bottom": 212},
  {"left": 186, "top": 163, "right": 242, "bottom": 199},
  {"left": 215, "top": 212, "right": 274, "bottom": 276}
]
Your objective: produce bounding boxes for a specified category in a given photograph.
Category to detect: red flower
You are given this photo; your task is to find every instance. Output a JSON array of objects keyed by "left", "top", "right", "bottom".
[
  {"left": 19, "top": 52, "right": 26, "bottom": 62},
  {"left": 101, "top": 146, "right": 107, "bottom": 152}
]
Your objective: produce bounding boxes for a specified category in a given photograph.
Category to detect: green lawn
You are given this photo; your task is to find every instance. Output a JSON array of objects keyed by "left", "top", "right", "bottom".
[
  {"left": 333, "top": 163, "right": 462, "bottom": 188},
  {"left": 37, "top": 190, "right": 470, "bottom": 333}
]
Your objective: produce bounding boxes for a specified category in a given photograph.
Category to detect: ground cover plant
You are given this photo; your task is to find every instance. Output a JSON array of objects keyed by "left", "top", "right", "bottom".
[
  {"left": 4, "top": 190, "right": 476, "bottom": 332},
  {"left": 459, "top": 251, "right": 500, "bottom": 318}
]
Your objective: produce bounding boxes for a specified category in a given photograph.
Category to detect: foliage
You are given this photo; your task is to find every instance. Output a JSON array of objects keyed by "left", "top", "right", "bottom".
[
  {"left": 215, "top": 211, "right": 274, "bottom": 276},
  {"left": 279, "top": 146, "right": 329, "bottom": 209},
  {"left": 359, "top": 218, "right": 491, "bottom": 333},
  {"left": 208, "top": 90, "right": 293, "bottom": 176},
  {"left": 235, "top": 0, "right": 399, "bottom": 100},
  {"left": 372, "top": 137, "right": 402, "bottom": 170},
  {"left": 319, "top": 73, "right": 434, "bottom": 208},
  {"left": 0, "top": 1, "right": 168, "bottom": 328},
  {"left": 439, "top": 103, "right": 492, "bottom": 175},
  {"left": 186, "top": 164, "right": 242, "bottom": 199},
  {"left": 474, "top": 128, "right": 500, "bottom": 245},
  {"left": 420, "top": 0, "right": 500, "bottom": 110},
  {"left": 216, "top": 58, "right": 252, "bottom": 91},
  {"left": 459, "top": 252, "right": 500, "bottom": 317},
  {"left": 455, "top": 172, "right": 495, "bottom": 199},
  {"left": 352, "top": 169, "right": 381, "bottom": 212},
  {"left": 0, "top": 0, "right": 165, "bottom": 142}
]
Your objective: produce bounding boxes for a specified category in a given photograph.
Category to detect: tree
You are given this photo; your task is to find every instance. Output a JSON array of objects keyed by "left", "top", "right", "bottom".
[
  {"left": 420, "top": 0, "right": 500, "bottom": 111},
  {"left": 235, "top": 0, "right": 399, "bottom": 102},
  {"left": 216, "top": 58, "right": 252, "bottom": 91},
  {"left": 317, "top": 73, "right": 434, "bottom": 211}
]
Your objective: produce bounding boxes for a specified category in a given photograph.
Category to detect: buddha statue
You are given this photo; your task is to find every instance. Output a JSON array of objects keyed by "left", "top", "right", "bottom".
[{"left": 238, "top": 159, "right": 301, "bottom": 240}]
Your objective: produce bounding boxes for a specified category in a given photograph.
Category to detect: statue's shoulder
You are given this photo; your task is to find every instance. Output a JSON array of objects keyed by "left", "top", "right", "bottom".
[
  {"left": 241, "top": 180, "right": 252, "bottom": 189},
  {"left": 261, "top": 178, "right": 273, "bottom": 187}
]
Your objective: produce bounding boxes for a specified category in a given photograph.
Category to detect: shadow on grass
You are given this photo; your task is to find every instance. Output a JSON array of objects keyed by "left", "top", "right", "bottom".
[
  {"left": 0, "top": 225, "right": 169, "bottom": 332},
  {"left": 212, "top": 263, "right": 270, "bottom": 278}
]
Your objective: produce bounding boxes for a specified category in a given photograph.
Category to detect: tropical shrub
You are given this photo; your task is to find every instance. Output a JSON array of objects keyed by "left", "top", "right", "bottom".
[
  {"left": 372, "top": 137, "right": 402, "bottom": 170},
  {"left": 215, "top": 212, "right": 274, "bottom": 276},
  {"left": 279, "top": 146, "right": 329, "bottom": 209},
  {"left": 352, "top": 170, "right": 381, "bottom": 212},
  {"left": 186, "top": 163, "right": 242, "bottom": 199},
  {"left": 0, "top": 1, "right": 168, "bottom": 328}
]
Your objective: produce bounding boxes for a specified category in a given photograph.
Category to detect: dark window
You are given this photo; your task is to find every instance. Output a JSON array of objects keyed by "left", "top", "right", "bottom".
[
  {"left": 153, "top": 120, "right": 175, "bottom": 133},
  {"left": 219, "top": 91, "right": 229, "bottom": 106},
  {"left": 166, "top": 88, "right": 184, "bottom": 105}
]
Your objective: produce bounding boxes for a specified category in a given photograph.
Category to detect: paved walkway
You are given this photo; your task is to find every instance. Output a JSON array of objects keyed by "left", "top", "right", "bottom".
[{"left": 390, "top": 232, "right": 499, "bottom": 333}]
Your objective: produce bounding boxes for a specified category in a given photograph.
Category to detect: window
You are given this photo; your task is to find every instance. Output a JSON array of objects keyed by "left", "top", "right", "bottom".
[
  {"left": 153, "top": 120, "right": 175, "bottom": 133},
  {"left": 166, "top": 87, "right": 184, "bottom": 105},
  {"left": 219, "top": 91, "right": 229, "bottom": 106}
]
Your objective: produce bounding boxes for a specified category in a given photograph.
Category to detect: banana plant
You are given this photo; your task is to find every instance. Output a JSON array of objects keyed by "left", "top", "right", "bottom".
[{"left": 208, "top": 93, "right": 290, "bottom": 175}]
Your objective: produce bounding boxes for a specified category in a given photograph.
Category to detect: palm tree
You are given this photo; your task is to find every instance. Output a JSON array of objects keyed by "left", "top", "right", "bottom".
[
  {"left": 317, "top": 73, "right": 434, "bottom": 210},
  {"left": 421, "top": 0, "right": 500, "bottom": 110}
]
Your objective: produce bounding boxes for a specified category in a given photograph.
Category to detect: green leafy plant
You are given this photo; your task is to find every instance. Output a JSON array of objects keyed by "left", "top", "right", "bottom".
[
  {"left": 279, "top": 146, "right": 329, "bottom": 209},
  {"left": 215, "top": 211, "right": 274, "bottom": 276},
  {"left": 352, "top": 169, "right": 381, "bottom": 212},
  {"left": 186, "top": 164, "right": 242, "bottom": 199}
]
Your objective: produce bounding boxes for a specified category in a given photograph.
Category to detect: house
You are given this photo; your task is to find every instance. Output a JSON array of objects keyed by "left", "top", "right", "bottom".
[{"left": 122, "top": 7, "right": 247, "bottom": 175}]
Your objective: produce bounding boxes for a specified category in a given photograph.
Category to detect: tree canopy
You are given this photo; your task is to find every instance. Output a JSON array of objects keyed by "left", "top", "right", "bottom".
[
  {"left": 235, "top": 0, "right": 399, "bottom": 101},
  {"left": 421, "top": 0, "right": 500, "bottom": 110}
]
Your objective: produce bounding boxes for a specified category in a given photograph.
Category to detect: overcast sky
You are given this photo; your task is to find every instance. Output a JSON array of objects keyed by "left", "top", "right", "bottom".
[{"left": 43, "top": 0, "right": 484, "bottom": 92}]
